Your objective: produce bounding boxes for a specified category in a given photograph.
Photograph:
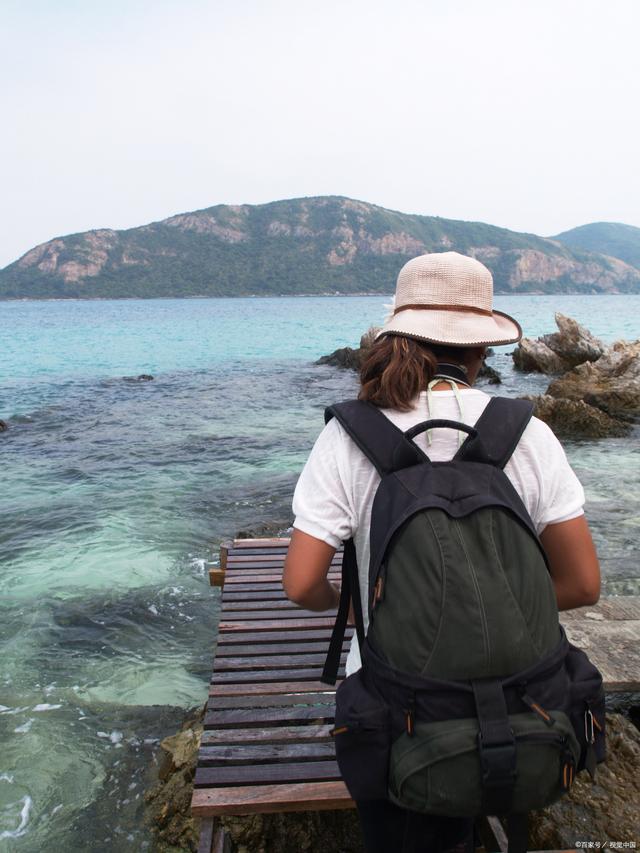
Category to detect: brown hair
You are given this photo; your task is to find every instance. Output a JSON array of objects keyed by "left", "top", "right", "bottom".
[{"left": 359, "top": 335, "right": 470, "bottom": 411}]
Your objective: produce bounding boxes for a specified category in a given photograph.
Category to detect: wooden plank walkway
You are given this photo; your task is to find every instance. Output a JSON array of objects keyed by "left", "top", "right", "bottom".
[
  {"left": 192, "top": 537, "right": 353, "bottom": 828},
  {"left": 193, "top": 537, "right": 640, "bottom": 852}
]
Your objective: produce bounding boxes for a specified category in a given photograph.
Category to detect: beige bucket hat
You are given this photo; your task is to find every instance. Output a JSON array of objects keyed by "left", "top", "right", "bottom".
[{"left": 378, "top": 251, "right": 522, "bottom": 347}]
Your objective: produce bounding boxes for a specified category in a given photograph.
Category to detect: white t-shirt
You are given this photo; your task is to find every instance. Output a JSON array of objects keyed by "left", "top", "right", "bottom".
[{"left": 292, "top": 389, "right": 585, "bottom": 675}]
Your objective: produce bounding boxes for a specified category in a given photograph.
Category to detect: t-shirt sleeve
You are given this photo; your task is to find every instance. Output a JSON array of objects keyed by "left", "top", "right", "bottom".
[
  {"left": 515, "top": 418, "right": 586, "bottom": 533},
  {"left": 292, "top": 418, "right": 356, "bottom": 549}
]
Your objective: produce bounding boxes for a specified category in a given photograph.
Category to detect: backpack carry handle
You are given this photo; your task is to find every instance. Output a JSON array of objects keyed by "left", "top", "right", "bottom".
[{"left": 404, "top": 419, "right": 478, "bottom": 442}]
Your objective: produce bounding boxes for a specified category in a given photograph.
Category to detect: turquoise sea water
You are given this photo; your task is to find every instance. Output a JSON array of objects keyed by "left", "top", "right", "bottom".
[{"left": 1, "top": 294, "right": 639, "bottom": 851}]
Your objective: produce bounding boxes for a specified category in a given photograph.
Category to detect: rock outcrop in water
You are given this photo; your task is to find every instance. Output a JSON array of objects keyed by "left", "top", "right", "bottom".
[
  {"left": 513, "top": 314, "right": 605, "bottom": 374},
  {"left": 513, "top": 314, "right": 640, "bottom": 438}
]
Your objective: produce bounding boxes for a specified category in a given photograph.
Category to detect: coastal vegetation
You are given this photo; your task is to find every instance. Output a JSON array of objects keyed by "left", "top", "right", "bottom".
[{"left": 2, "top": 197, "right": 640, "bottom": 299}]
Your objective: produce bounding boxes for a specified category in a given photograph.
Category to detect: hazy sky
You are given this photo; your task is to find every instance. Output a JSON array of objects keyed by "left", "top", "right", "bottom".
[{"left": 2, "top": 0, "right": 639, "bottom": 268}]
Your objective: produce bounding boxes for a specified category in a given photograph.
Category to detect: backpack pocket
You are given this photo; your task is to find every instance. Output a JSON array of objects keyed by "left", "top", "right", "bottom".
[
  {"left": 332, "top": 668, "right": 391, "bottom": 800},
  {"left": 565, "top": 644, "right": 606, "bottom": 771},
  {"left": 389, "top": 711, "right": 580, "bottom": 817}
]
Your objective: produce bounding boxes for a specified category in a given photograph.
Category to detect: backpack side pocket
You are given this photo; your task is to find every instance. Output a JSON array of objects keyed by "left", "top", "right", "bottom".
[
  {"left": 332, "top": 668, "right": 391, "bottom": 800},
  {"left": 565, "top": 643, "right": 606, "bottom": 771}
]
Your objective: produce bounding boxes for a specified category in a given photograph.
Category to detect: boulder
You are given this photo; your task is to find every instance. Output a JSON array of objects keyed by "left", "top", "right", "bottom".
[
  {"left": 529, "top": 712, "right": 640, "bottom": 849},
  {"left": 513, "top": 338, "right": 570, "bottom": 374},
  {"left": 547, "top": 340, "right": 640, "bottom": 420},
  {"left": 0, "top": 419, "right": 8, "bottom": 432},
  {"left": 513, "top": 313, "right": 605, "bottom": 374},
  {"left": 315, "top": 346, "right": 364, "bottom": 370},
  {"left": 522, "top": 395, "right": 631, "bottom": 439},
  {"left": 478, "top": 362, "right": 502, "bottom": 385},
  {"left": 540, "top": 313, "right": 605, "bottom": 368}
]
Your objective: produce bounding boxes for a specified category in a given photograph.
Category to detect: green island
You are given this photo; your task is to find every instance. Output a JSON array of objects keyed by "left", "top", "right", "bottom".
[{"left": 2, "top": 196, "right": 640, "bottom": 298}]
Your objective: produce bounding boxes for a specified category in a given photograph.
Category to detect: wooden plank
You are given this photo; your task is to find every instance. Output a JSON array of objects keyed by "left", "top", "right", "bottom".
[
  {"left": 204, "top": 705, "right": 335, "bottom": 729},
  {"left": 209, "top": 680, "right": 338, "bottom": 697},
  {"left": 211, "top": 667, "right": 339, "bottom": 684},
  {"left": 192, "top": 781, "right": 352, "bottom": 816},
  {"left": 213, "top": 653, "right": 344, "bottom": 671},
  {"left": 222, "top": 599, "right": 317, "bottom": 611},
  {"left": 216, "top": 629, "right": 351, "bottom": 645},
  {"left": 227, "top": 551, "right": 342, "bottom": 568},
  {"left": 222, "top": 573, "right": 340, "bottom": 585},
  {"left": 197, "top": 817, "right": 215, "bottom": 853},
  {"left": 561, "top": 619, "right": 640, "bottom": 691},
  {"left": 560, "top": 596, "right": 640, "bottom": 621},
  {"left": 199, "top": 742, "right": 336, "bottom": 764},
  {"left": 194, "top": 760, "right": 340, "bottom": 787},
  {"left": 200, "top": 724, "right": 333, "bottom": 745},
  {"left": 208, "top": 692, "right": 336, "bottom": 710},
  {"left": 222, "top": 590, "right": 289, "bottom": 602},
  {"left": 219, "top": 617, "right": 337, "bottom": 632},
  {"left": 219, "top": 608, "right": 337, "bottom": 622},
  {"left": 230, "top": 538, "right": 292, "bottom": 548},
  {"left": 215, "top": 641, "right": 344, "bottom": 656}
]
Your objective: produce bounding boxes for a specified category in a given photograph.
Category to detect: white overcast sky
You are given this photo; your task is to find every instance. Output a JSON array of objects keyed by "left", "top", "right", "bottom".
[{"left": 1, "top": 0, "right": 639, "bottom": 267}]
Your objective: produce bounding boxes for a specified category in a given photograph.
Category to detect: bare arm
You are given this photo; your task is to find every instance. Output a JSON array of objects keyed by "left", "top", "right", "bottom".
[
  {"left": 539, "top": 515, "right": 601, "bottom": 611},
  {"left": 283, "top": 528, "right": 339, "bottom": 611}
]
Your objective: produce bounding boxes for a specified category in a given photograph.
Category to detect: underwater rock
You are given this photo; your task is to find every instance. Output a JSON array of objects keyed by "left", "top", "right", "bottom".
[
  {"left": 123, "top": 374, "right": 154, "bottom": 382},
  {"left": 0, "top": 418, "right": 8, "bottom": 432},
  {"left": 513, "top": 313, "right": 605, "bottom": 374},
  {"left": 522, "top": 395, "right": 631, "bottom": 439},
  {"left": 529, "top": 712, "right": 640, "bottom": 849}
]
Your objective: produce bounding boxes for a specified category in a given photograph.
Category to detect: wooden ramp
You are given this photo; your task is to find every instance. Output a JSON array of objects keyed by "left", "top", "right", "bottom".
[{"left": 192, "top": 537, "right": 640, "bottom": 852}]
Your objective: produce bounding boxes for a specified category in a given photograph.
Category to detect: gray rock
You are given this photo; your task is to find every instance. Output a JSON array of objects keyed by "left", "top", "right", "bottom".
[
  {"left": 513, "top": 313, "right": 605, "bottom": 374},
  {"left": 547, "top": 340, "right": 640, "bottom": 419},
  {"left": 529, "top": 713, "right": 640, "bottom": 849},
  {"left": 541, "top": 313, "right": 605, "bottom": 368},
  {"left": 513, "top": 338, "right": 570, "bottom": 374},
  {"left": 315, "top": 346, "right": 364, "bottom": 370},
  {"left": 522, "top": 395, "right": 630, "bottom": 439}
]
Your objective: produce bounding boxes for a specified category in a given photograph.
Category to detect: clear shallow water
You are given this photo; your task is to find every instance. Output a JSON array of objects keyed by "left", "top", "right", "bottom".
[{"left": 0, "top": 294, "right": 639, "bottom": 851}]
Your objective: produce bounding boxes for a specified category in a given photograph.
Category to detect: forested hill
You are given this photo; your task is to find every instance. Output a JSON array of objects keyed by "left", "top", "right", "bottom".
[
  {"left": 552, "top": 222, "right": 640, "bottom": 270},
  {"left": 2, "top": 196, "right": 640, "bottom": 298}
]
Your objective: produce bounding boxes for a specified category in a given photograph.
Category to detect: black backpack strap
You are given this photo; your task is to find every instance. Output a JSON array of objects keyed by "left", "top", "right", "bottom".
[
  {"left": 321, "top": 538, "right": 365, "bottom": 686},
  {"left": 456, "top": 398, "right": 534, "bottom": 469},
  {"left": 325, "top": 399, "right": 426, "bottom": 476}
]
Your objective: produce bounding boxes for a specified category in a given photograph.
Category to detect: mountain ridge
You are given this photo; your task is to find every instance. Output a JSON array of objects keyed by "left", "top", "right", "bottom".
[
  {"left": 552, "top": 221, "right": 640, "bottom": 270},
  {"left": 2, "top": 196, "right": 640, "bottom": 298}
]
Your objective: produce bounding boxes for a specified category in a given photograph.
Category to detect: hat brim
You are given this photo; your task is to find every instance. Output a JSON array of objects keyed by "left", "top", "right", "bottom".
[{"left": 377, "top": 308, "right": 522, "bottom": 347}]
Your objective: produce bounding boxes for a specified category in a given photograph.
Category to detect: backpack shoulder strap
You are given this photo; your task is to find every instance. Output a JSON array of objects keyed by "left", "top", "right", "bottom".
[
  {"left": 456, "top": 397, "right": 534, "bottom": 469},
  {"left": 325, "top": 399, "right": 426, "bottom": 476}
]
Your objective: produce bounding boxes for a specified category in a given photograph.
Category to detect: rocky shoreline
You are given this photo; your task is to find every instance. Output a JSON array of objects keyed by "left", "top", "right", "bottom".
[{"left": 317, "top": 315, "right": 640, "bottom": 440}]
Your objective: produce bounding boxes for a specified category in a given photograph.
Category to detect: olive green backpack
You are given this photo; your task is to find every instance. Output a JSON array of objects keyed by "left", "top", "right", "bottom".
[{"left": 322, "top": 394, "right": 605, "bottom": 853}]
